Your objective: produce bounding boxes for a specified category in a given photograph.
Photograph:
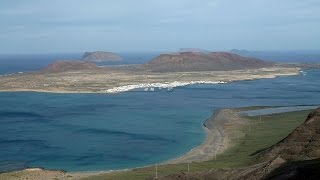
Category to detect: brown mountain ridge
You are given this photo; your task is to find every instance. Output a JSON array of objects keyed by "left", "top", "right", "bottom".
[
  {"left": 145, "top": 51, "right": 273, "bottom": 72},
  {"left": 40, "top": 51, "right": 273, "bottom": 73},
  {"left": 41, "top": 61, "right": 99, "bottom": 73}
]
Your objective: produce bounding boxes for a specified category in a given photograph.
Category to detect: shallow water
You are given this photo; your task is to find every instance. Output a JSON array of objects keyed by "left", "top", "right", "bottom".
[
  {"left": 0, "top": 69, "right": 320, "bottom": 172},
  {"left": 243, "top": 106, "right": 319, "bottom": 116}
]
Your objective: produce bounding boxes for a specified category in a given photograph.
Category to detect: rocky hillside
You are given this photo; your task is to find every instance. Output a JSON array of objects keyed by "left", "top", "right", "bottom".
[
  {"left": 82, "top": 51, "right": 122, "bottom": 62},
  {"left": 257, "top": 107, "right": 320, "bottom": 162},
  {"left": 243, "top": 107, "right": 320, "bottom": 179},
  {"left": 145, "top": 51, "right": 273, "bottom": 72},
  {"left": 41, "top": 61, "right": 98, "bottom": 73}
]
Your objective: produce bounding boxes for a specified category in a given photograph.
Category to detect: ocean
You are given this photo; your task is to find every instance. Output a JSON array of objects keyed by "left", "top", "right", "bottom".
[
  {"left": 0, "top": 54, "right": 320, "bottom": 172},
  {"left": 0, "top": 53, "right": 158, "bottom": 75}
]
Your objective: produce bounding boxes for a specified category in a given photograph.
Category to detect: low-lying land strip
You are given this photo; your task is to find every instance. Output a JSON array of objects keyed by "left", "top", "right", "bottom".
[{"left": 0, "top": 66, "right": 299, "bottom": 93}]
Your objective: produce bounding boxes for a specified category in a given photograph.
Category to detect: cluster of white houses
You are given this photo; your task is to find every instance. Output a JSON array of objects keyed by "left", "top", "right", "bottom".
[{"left": 105, "top": 81, "right": 227, "bottom": 93}]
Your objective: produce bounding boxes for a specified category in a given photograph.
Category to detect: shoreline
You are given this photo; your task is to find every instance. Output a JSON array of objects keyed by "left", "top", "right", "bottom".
[
  {"left": 166, "top": 108, "right": 247, "bottom": 164},
  {"left": 0, "top": 67, "right": 301, "bottom": 94},
  {"left": 68, "top": 108, "right": 246, "bottom": 176},
  {"left": 0, "top": 72, "right": 299, "bottom": 94}
]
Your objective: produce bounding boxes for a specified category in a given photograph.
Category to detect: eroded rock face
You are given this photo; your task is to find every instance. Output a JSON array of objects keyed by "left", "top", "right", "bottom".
[
  {"left": 82, "top": 51, "right": 122, "bottom": 62},
  {"left": 41, "top": 61, "right": 98, "bottom": 73},
  {"left": 145, "top": 51, "right": 272, "bottom": 72}
]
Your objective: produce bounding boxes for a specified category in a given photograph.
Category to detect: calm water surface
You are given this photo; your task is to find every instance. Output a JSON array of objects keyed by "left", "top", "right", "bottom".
[{"left": 0, "top": 69, "right": 320, "bottom": 172}]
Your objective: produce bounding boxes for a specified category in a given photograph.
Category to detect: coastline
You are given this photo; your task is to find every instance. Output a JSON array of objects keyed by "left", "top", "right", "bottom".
[
  {"left": 167, "top": 108, "right": 248, "bottom": 164},
  {"left": 72, "top": 108, "right": 248, "bottom": 176},
  {"left": 0, "top": 67, "right": 301, "bottom": 94},
  {"left": 0, "top": 108, "right": 248, "bottom": 180}
]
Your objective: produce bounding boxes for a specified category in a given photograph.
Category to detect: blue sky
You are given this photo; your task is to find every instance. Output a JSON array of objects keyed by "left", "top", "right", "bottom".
[{"left": 0, "top": 0, "right": 320, "bottom": 53}]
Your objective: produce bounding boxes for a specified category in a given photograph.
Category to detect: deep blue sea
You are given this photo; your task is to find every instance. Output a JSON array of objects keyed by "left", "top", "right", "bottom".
[{"left": 0, "top": 54, "right": 320, "bottom": 172}]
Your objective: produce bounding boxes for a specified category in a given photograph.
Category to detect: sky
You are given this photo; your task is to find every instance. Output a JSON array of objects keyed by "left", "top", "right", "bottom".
[{"left": 0, "top": 0, "right": 320, "bottom": 53}]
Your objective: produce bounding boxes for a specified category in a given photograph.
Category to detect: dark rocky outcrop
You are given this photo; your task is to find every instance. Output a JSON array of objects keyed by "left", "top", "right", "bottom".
[
  {"left": 265, "top": 158, "right": 320, "bottom": 180},
  {"left": 145, "top": 51, "right": 272, "bottom": 72},
  {"left": 41, "top": 61, "right": 98, "bottom": 73},
  {"left": 82, "top": 51, "right": 122, "bottom": 62}
]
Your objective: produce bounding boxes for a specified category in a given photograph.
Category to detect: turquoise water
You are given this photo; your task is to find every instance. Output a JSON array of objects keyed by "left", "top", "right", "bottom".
[{"left": 0, "top": 70, "right": 320, "bottom": 172}]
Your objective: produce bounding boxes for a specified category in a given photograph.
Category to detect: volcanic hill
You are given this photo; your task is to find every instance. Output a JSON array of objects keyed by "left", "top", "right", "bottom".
[
  {"left": 145, "top": 51, "right": 273, "bottom": 72},
  {"left": 41, "top": 61, "right": 99, "bottom": 73}
]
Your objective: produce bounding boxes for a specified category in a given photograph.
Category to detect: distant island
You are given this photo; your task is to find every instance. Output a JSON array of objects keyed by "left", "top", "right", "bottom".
[
  {"left": 0, "top": 50, "right": 301, "bottom": 93},
  {"left": 230, "top": 49, "right": 250, "bottom": 55},
  {"left": 82, "top": 51, "right": 123, "bottom": 62}
]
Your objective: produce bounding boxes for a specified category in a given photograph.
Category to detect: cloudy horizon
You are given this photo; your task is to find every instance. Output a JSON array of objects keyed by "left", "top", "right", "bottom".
[{"left": 1, "top": 0, "right": 320, "bottom": 53}]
